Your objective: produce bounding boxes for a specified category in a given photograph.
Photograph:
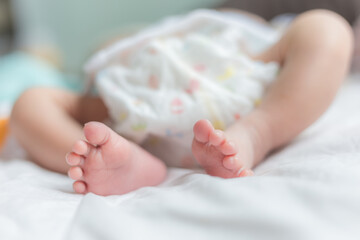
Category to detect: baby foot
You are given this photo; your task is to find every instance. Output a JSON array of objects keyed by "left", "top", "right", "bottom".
[
  {"left": 192, "top": 119, "right": 254, "bottom": 178},
  {"left": 66, "top": 122, "right": 166, "bottom": 196}
]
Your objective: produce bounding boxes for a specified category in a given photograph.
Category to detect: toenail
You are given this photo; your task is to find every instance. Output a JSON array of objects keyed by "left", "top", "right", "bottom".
[
  {"left": 66, "top": 154, "right": 75, "bottom": 165},
  {"left": 236, "top": 167, "right": 245, "bottom": 176}
]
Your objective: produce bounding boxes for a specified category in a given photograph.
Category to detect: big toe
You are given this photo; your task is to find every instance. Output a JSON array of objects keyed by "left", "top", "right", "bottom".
[
  {"left": 193, "top": 119, "right": 214, "bottom": 143},
  {"left": 83, "top": 122, "right": 113, "bottom": 146}
]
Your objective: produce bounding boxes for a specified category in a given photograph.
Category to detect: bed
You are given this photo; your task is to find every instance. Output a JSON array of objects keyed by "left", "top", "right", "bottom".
[{"left": 0, "top": 76, "right": 360, "bottom": 240}]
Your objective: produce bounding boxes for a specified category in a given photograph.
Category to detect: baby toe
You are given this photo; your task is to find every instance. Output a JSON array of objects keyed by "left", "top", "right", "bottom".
[
  {"left": 83, "top": 122, "right": 112, "bottom": 146},
  {"left": 68, "top": 166, "right": 83, "bottom": 180},
  {"left": 222, "top": 155, "right": 241, "bottom": 170},
  {"left": 66, "top": 152, "right": 84, "bottom": 166},
  {"left": 219, "top": 140, "right": 237, "bottom": 155},
  {"left": 209, "top": 129, "right": 225, "bottom": 146},
  {"left": 73, "top": 181, "right": 87, "bottom": 194},
  {"left": 72, "top": 140, "right": 90, "bottom": 156},
  {"left": 193, "top": 119, "right": 213, "bottom": 143}
]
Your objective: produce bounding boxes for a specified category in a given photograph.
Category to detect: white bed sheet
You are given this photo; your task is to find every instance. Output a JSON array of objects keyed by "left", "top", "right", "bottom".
[{"left": 1, "top": 77, "right": 360, "bottom": 240}]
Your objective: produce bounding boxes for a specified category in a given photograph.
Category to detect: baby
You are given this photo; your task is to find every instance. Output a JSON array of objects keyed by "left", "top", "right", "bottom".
[{"left": 10, "top": 9, "right": 353, "bottom": 196}]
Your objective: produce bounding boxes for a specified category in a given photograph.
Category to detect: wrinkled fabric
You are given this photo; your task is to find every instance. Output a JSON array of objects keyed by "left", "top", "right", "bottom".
[{"left": 1, "top": 78, "right": 360, "bottom": 240}]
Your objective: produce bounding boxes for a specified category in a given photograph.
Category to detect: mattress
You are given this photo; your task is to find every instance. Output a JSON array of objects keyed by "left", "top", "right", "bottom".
[{"left": 1, "top": 77, "right": 360, "bottom": 240}]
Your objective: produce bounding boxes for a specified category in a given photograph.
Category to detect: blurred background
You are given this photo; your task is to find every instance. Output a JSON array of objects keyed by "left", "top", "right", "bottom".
[
  {"left": 1, "top": 0, "right": 222, "bottom": 72},
  {"left": 0, "top": 0, "right": 360, "bottom": 100},
  {"left": 1, "top": 0, "right": 359, "bottom": 73}
]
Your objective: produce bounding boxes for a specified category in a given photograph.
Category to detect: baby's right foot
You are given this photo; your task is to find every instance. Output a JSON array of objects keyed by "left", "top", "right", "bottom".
[
  {"left": 66, "top": 122, "right": 166, "bottom": 196},
  {"left": 192, "top": 120, "right": 255, "bottom": 178}
]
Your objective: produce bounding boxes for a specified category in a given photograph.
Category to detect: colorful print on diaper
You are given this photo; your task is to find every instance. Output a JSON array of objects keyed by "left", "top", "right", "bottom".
[
  {"left": 213, "top": 120, "right": 225, "bottom": 130},
  {"left": 193, "top": 64, "right": 206, "bottom": 72},
  {"left": 254, "top": 99, "right": 262, "bottom": 107},
  {"left": 170, "top": 97, "right": 184, "bottom": 114},
  {"left": 234, "top": 113, "right": 241, "bottom": 120},
  {"left": 217, "top": 66, "right": 235, "bottom": 81},
  {"left": 148, "top": 47, "right": 157, "bottom": 55},
  {"left": 148, "top": 75, "right": 159, "bottom": 89},
  {"left": 185, "top": 79, "right": 200, "bottom": 94},
  {"left": 165, "top": 129, "right": 184, "bottom": 138},
  {"left": 119, "top": 112, "right": 128, "bottom": 121},
  {"left": 131, "top": 123, "right": 147, "bottom": 131}
]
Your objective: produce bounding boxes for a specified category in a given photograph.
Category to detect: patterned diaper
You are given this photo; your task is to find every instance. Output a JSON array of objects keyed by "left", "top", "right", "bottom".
[{"left": 84, "top": 10, "right": 280, "bottom": 168}]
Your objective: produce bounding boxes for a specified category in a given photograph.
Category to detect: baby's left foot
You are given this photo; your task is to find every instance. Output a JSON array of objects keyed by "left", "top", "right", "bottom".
[{"left": 192, "top": 120, "right": 255, "bottom": 178}]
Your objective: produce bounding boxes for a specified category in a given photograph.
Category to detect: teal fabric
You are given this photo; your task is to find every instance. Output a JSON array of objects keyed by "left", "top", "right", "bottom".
[{"left": 0, "top": 52, "right": 81, "bottom": 104}]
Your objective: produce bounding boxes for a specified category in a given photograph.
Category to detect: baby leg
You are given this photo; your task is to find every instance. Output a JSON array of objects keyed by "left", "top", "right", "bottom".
[
  {"left": 193, "top": 10, "right": 353, "bottom": 177},
  {"left": 11, "top": 88, "right": 166, "bottom": 195},
  {"left": 10, "top": 88, "right": 105, "bottom": 173}
]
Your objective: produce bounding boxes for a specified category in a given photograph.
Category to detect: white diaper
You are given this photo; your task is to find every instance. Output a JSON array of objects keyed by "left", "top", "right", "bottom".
[{"left": 84, "top": 10, "right": 280, "bottom": 168}]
